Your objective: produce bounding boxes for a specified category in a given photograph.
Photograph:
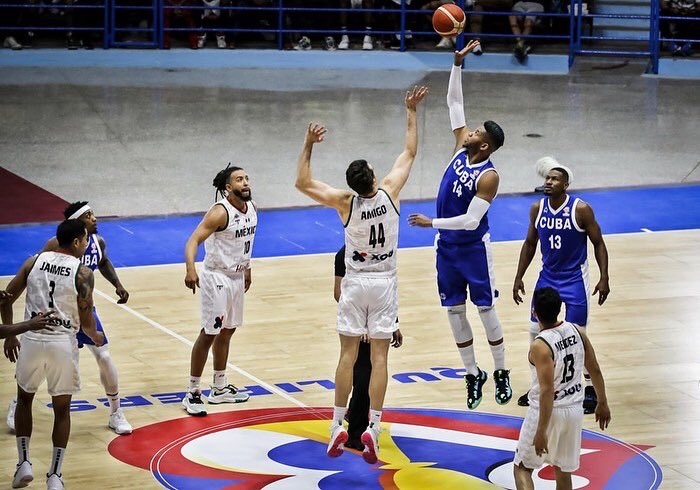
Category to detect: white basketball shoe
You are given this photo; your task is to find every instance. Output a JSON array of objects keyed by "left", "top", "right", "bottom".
[{"left": 207, "top": 384, "right": 250, "bottom": 404}]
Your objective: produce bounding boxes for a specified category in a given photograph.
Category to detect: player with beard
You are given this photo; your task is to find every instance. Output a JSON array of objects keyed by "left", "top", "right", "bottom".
[
  {"left": 181, "top": 165, "right": 257, "bottom": 416},
  {"left": 408, "top": 40, "right": 511, "bottom": 411}
]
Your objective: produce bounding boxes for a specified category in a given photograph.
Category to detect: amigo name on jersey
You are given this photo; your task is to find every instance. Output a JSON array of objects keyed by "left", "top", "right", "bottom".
[{"left": 361, "top": 205, "right": 387, "bottom": 220}]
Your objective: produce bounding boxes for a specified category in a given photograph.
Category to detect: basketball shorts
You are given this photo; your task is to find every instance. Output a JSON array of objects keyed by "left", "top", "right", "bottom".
[
  {"left": 200, "top": 267, "right": 245, "bottom": 335},
  {"left": 512, "top": 1, "right": 545, "bottom": 22},
  {"left": 513, "top": 404, "right": 584, "bottom": 473},
  {"left": 76, "top": 307, "right": 108, "bottom": 348},
  {"left": 436, "top": 234, "right": 498, "bottom": 308},
  {"left": 337, "top": 274, "right": 398, "bottom": 339},
  {"left": 530, "top": 266, "right": 590, "bottom": 326},
  {"left": 16, "top": 335, "right": 80, "bottom": 396}
]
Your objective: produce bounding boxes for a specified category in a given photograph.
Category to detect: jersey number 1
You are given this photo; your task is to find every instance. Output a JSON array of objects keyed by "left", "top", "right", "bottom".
[{"left": 369, "top": 223, "right": 385, "bottom": 248}]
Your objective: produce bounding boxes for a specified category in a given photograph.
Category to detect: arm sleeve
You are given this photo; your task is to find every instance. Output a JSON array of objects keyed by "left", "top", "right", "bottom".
[
  {"left": 431, "top": 196, "right": 490, "bottom": 230},
  {"left": 447, "top": 63, "right": 466, "bottom": 131}
]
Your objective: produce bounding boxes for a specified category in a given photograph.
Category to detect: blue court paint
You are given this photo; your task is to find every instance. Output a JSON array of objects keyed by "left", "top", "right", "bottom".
[{"left": 1, "top": 184, "right": 699, "bottom": 276}]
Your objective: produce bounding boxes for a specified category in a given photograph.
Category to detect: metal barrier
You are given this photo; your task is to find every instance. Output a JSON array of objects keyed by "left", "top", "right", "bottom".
[{"left": 0, "top": 0, "right": 697, "bottom": 74}]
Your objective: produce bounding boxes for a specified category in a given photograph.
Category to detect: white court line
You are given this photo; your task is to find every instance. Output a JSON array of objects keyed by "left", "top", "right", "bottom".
[
  {"left": 93, "top": 288, "right": 308, "bottom": 408},
  {"left": 640, "top": 228, "right": 654, "bottom": 233}
]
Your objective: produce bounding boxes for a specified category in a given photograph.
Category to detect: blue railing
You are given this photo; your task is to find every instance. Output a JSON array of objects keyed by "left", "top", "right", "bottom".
[{"left": 0, "top": 0, "right": 697, "bottom": 74}]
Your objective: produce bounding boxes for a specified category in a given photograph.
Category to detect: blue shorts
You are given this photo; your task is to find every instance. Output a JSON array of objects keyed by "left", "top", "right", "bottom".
[
  {"left": 436, "top": 236, "right": 498, "bottom": 308},
  {"left": 530, "top": 269, "right": 589, "bottom": 326},
  {"left": 76, "top": 308, "right": 108, "bottom": 348}
]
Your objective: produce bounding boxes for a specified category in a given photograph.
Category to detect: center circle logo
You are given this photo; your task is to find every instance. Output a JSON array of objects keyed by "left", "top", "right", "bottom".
[{"left": 108, "top": 407, "right": 661, "bottom": 489}]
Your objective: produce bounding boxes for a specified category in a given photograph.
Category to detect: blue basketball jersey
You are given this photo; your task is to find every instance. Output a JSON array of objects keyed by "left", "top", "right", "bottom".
[
  {"left": 536, "top": 196, "right": 587, "bottom": 274},
  {"left": 436, "top": 148, "right": 497, "bottom": 244},
  {"left": 82, "top": 233, "right": 103, "bottom": 271}
]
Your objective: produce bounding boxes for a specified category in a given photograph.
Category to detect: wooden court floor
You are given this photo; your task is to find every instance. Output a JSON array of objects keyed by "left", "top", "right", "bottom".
[{"left": 1, "top": 230, "right": 699, "bottom": 489}]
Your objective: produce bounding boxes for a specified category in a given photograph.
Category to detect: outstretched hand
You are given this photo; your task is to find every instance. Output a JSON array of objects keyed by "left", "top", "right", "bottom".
[
  {"left": 454, "top": 39, "right": 481, "bottom": 65},
  {"left": 405, "top": 85, "right": 429, "bottom": 110},
  {"left": 305, "top": 123, "right": 327, "bottom": 145},
  {"left": 407, "top": 213, "right": 432, "bottom": 227}
]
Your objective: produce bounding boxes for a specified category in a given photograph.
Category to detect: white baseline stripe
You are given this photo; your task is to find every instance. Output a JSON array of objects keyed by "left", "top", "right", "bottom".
[{"left": 93, "top": 289, "right": 307, "bottom": 408}]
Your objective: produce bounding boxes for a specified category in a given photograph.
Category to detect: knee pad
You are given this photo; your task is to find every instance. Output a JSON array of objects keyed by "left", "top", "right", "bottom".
[
  {"left": 446, "top": 304, "right": 472, "bottom": 344},
  {"left": 477, "top": 306, "right": 504, "bottom": 343}
]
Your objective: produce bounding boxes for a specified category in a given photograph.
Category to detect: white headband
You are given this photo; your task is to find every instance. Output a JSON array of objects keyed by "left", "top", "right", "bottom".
[{"left": 68, "top": 204, "right": 91, "bottom": 220}]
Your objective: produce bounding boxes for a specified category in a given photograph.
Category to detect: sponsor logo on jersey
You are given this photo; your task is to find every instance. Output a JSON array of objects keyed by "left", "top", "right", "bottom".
[{"left": 352, "top": 250, "right": 394, "bottom": 262}]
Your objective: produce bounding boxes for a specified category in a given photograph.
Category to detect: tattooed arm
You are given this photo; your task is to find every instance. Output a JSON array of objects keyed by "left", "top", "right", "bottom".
[{"left": 76, "top": 264, "right": 104, "bottom": 346}]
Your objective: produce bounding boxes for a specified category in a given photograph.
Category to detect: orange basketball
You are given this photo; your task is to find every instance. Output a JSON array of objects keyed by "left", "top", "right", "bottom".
[{"left": 432, "top": 3, "right": 466, "bottom": 37}]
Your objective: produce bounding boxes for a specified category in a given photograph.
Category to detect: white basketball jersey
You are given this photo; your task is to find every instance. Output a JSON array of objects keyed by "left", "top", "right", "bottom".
[
  {"left": 528, "top": 322, "right": 586, "bottom": 408},
  {"left": 344, "top": 189, "right": 399, "bottom": 275},
  {"left": 203, "top": 198, "right": 257, "bottom": 276},
  {"left": 24, "top": 251, "right": 81, "bottom": 340}
]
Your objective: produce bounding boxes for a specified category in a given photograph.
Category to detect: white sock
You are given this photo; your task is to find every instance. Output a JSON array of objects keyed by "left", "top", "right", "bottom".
[
  {"left": 368, "top": 409, "right": 382, "bottom": 432},
  {"left": 458, "top": 346, "right": 479, "bottom": 376},
  {"left": 489, "top": 343, "right": 506, "bottom": 371},
  {"left": 188, "top": 376, "right": 201, "bottom": 394},
  {"left": 16, "top": 436, "right": 30, "bottom": 464},
  {"left": 213, "top": 370, "right": 227, "bottom": 389},
  {"left": 106, "top": 393, "right": 120, "bottom": 414},
  {"left": 332, "top": 406, "right": 347, "bottom": 427},
  {"left": 48, "top": 447, "right": 66, "bottom": 476}
]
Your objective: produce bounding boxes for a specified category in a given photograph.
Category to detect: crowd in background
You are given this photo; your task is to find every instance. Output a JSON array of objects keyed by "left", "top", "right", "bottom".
[{"left": 1, "top": 0, "right": 698, "bottom": 58}]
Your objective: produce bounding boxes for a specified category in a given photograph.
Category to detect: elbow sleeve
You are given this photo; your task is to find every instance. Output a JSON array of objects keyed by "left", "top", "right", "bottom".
[{"left": 432, "top": 196, "right": 491, "bottom": 231}]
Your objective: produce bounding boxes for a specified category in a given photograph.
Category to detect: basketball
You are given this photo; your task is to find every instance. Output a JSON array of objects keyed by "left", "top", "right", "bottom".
[{"left": 432, "top": 4, "right": 466, "bottom": 37}]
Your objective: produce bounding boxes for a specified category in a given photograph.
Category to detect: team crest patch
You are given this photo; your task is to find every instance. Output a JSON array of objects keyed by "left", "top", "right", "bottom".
[{"left": 108, "top": 407, "right": 662, "bottom": 489}]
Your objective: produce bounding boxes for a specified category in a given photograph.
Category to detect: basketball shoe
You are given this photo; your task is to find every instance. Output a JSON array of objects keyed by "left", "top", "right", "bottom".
[
  {"left": 327, "top": 424, "right": 348, "bottom": 457},
  {"left": 108, "top": 408, "right": 133, "bottom": 435},
  {"left": 465, "top": 368, "right": 488, "bottom": 410},
  {"left": 12, "top": 460, "right": 33, "bottom": 488},
  {"left": 182, "top": 391, "right": 207, "bottom": 416},
  {"left": 517, "top": 391, "right": 530, "bottom": 406},
  {"left": 207, "top": 384, "right": 250, "bottom": 404},
  {"left": 494, "top": 369, "right": 513, "bottom": 405},
  {"left": 46, "top": 473, "right": 63, "bottom": 490},
  {"left": 360, "top": 424, "right": 380, "bottom": 464}
]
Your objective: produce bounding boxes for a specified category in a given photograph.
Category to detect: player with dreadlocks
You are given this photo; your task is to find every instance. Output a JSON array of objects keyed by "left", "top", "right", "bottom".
[{"left": 181, "top": 164, "right": 257, "bottom": 416}]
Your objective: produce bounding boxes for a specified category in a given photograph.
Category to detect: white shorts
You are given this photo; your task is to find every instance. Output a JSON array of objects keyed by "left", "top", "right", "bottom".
[
  {"left": 513, "top": 404, "right": 583, "bottom": 473},
  {"left": 16, "top": 335, "right": 80, "bottom": 396},
  {"left": 337, "top": 274, "right": 398, "bottom": 339},
  {"left": 200, "top": 268, "right": 245, "bottom": 335}
]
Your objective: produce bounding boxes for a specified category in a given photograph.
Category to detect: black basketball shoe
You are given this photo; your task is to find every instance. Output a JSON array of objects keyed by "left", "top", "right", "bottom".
[{"left": 465, "top": 368, "right": 488, "bottom": 410}]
